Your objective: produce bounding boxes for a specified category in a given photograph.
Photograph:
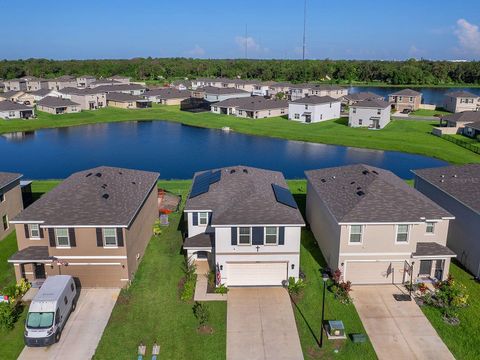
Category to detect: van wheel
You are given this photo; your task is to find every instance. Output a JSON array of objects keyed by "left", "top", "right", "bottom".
[{"left": 55, "top": 331, "right": 61, "bottom": 343}]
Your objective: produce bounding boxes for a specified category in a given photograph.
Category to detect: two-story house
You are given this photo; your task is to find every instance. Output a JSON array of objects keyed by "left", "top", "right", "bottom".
[
  {"left": 443, "top": 91, "right": 480, "bottom": 113},
  {"left": 58, "top": 87, "right": 107, "bottom": 110},
  {"left": 388, "top": 89, "right": 422, "bottom": 112},
  {"left": 305, "top": 164, "right": 455, "bottom": 285},
  {"left": 183, "top": 166, "right": 305, "bottom": 287},
  {"left": 288, "top": 95, "right": 341, "bottom": 123},
  {"left": 348, "top": 99, "right": 391, "bottom": 129},
  {"left": 202, "top": 86, "right": 251, "bottom": 103},
  {"left": 0, "top": 172, "right": 23, "bottom": 241},
  {"left": 9, "top": 166, "right": 159, "bottom": 288}
]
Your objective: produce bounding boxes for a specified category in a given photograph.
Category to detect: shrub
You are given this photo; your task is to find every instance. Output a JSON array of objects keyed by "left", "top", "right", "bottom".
[
  {"left": 214, "top": 284, "right": 228, "bottom": 295},
  {"left": 181, "top": 256, "right": 196, "bottom": 282},
  {"left": 180, "top": 276, "right": 196, "bottom": 302},
  {"left": 433, "top": 275, "right": 468, "bottom": 320},
  {"left": 2, "top": 279, "right": 31, "bottom": 304},
  {"left": 192, "top": 302, "right": 209, "bottom": 327},
  {"left": 0, "top": 303, "right": 16, "bottom": 330},
  {"left": 287, "top": 277, "right": 306, "bottom": 297},
  {"left": 153, "top": 220, "right": 162, "bottom": 236},
  {"left": 330, "top": 269, "right": 352, "bottom": 304}
]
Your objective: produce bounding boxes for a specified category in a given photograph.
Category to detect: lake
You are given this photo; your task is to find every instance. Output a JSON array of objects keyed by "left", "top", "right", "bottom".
[
  {"left": 0, "top": 121, "right": 447, "bottom": 180},
  {"left": 350, "top": 86, "right": 480, "bottom": 107}
]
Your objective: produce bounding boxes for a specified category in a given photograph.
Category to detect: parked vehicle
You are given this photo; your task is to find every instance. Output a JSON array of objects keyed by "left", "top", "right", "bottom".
[{"left": 24, "top": 275, "right": 77, "bottom": 347}]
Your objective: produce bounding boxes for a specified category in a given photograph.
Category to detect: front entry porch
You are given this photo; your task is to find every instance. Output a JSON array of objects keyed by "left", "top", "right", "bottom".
[
  {"left": 412, "top": 242, "right": 457, "bottom": 283},
  {"left": 8, "top": 246, "right": 53, "bottom": 287}
]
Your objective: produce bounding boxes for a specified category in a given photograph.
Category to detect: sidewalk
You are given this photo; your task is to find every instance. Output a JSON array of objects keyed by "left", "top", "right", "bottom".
[{"left": 194, "top": 261, "right": 227, "bottom": 301}]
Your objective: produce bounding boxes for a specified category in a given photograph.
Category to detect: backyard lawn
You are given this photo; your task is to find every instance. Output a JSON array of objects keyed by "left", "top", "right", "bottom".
[
  {"left": 410, "top": 109, "right": 451, "bottom": 117},
  {"left": 0, "top": 105, "right": 479, "bottom": 165}
]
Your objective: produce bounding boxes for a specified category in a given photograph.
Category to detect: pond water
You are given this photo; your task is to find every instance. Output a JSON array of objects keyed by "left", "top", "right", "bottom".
[
  {"left": 1, "top": 121, "right": 447, "bottom": 180},
  {"left": 350, "top": 86, "right": 480, "bottom": 107}
]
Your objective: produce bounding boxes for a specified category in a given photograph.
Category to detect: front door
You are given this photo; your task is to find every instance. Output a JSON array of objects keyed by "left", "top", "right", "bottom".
[
  {"left": 305, "top": 114, "right": 311, "bottom": 123},
  {"left": 419, "top": 260, "right": 432, "bottom": 276},
  {"left": 34, "top": 263, "right": 46, "bottom": 279},
  {"left": 371, "top": 119, "right": 379, "bottom": 129},
  {"left": 434, "top": 259, "right": 444, "bottom": 280}
]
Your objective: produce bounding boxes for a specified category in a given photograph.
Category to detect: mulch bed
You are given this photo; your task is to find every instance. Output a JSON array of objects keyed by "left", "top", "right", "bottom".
[{"left": 197, "top": 325, "right": 214, "bottom": 334}]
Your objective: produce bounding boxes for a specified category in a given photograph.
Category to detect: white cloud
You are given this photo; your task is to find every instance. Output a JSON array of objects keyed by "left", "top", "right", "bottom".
[
  {"left": 454, "top": 19, "right": 480, "bottom": 56},
  {"left": 187, "top": 45, "right": 205, "bottom": 57},
  {"left": 235, "top": 36, "right": 261, "bottom": 52}
]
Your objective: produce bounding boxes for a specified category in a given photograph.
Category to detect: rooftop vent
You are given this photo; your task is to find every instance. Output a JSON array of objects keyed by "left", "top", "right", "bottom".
[
  {"left": 356, "top": 190, "right": 365, "bottom": 196},
  {"left": 118, "top": 171, "right": 123, "bottom": 175},
  {"left": 453, "top": 174, "right": 457, "bottom": 178},
  {"left": 332, "top": 176, "right": 336, "bottom": 179},
  {"left": 102, "top": 193, "right": 109, "bottom": 199},
  {"left": 230, "top": 169, "right": 236, "bottom": 174},
  {"left": 321, "top": 179, "right": 326, "bottom": 183},
  {"left": 350, "top": 181, "right": 355, "bottom": 185},
  {"left": 243, "top": 169, "right": 248, "bottom": 174},
  {"left": 132, "top": 181, "right": 136, "bottom": 185},
  {"left": 356, "top": 186, "right": 361, "bottom": 190},
  {"left": 362, "top": 170, "right": 369, "bottom": 175},
  {"left": 441, "top": 174, "right": 445, "bottom": 178},
  {"left": 95, "top": 173, "right": 102, "bottom": 178},
  {"left": 372, "top": 170, "right": 379, "bottom": 175},
  {"left": 86, "top": 173, "right": 92, "bottom": 177}
]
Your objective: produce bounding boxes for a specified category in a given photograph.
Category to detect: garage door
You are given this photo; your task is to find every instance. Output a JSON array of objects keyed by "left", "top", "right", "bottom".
[
  {"left": 227, "top": 262, "right": 287, "bottom": 286},
  {"left": 57, "top": 264, "right": 124, "bottom": 288},
  {"left": 346, "top": 261, "right": 406, "bottom": 285}
]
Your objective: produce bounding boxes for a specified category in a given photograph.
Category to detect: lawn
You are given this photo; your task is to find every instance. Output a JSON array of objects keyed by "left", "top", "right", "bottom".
[
  {"left": 410, "top": 109, "right": 451, "bottom": 117},
  {"left": 421, "top": 262, "right": 480, "bottom": 360},
  {"left": 0, "top": 105, "right": 479, "bottom": 164}
]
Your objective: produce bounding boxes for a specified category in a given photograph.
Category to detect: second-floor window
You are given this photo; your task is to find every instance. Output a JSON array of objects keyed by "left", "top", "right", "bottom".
[
  {"left": 349, "top": 225, "right": 363, "bottom": 244},
  {"left": 29, "top": 224, "right": 40, "bottom": 238},
  {"left": 352, "top": 108, "right": 356, "bottom": 114},
  {"left": 103, "top": 228, "right": 118, "bottom": 247},
  {"left": 265, "top": 227, "right": 278, "bottom": 245},
  {"left": 426, "top": 222, "right": 435, "bottom": 234},
  {"left": 198, "top": 212, "right": 209, "bottom": 226},
  {"left": 396, "top": 225, "right": 409, "bottom": 243},
  {"left": 55, "top": 228, "right": 70, "bottom": 247},
  {"left": 238, "top": 227, "right": 251, "bottom": 245},
  {"left": 2, "top": 215, "right": 8, "bottom": 231}
]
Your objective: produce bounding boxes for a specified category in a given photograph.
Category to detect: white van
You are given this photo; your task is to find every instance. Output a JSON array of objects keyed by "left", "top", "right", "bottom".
[{"left": 24, "top": 275, "right": 77, "bottom": 347}]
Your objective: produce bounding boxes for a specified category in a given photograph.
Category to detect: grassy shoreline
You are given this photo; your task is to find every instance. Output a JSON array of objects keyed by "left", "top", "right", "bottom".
[{"left": 1, "top": 105, "right": 479, "bottom": 165}]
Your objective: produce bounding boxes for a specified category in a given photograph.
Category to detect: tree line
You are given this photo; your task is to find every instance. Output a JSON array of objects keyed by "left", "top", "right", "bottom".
[{"left": 1, "top": 58, "right": 480, "bottom": 85}]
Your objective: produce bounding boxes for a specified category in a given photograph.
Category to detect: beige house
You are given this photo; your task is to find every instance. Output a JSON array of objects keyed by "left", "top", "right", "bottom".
[
  {"left": 211, "top": 97, "right": 288, "bottom": 118},
  {"left": 0, "top": 172, "right": 23, "bottom": 241},
  {"left": 0, "top": 90, "right": 26, "bottom": 103},
  {"left": 268, "top": 83, "right": 292, "bottom": 99},
  {"left": 77, "top": 75, "right": 97, "bottom": 88},
  {"left": 59, "top": 88, "right": 107, "bottom": 110},
  {"left": 3, "top": 78, "right": 27, "bottom": 91},
  {"left": 47, "top": 76, "right": 78, "bottom": 91},
  {"left": 439, "top": 111, "right": 480, "bottom": 133},
  {"left": 143, "top": 88, "right": 191, "bottom": 105},
  {"left": 0, "top": 101, "right": 35, "bottom": 119},
  {"left": 342, "top": 92, "right": 384, "bottom": 106},
  {"left": 37, "top": 96, "right": 81, "bottom": 114},
  {"left": 9, "top": 166, "right": 160, "bottom": 288},
  {"left": 443, "top": 91, "right": 480, "bottom": 113},
  {"left": 388, "top": 89, "right": 422, "bottom": 111},
  {"left": 305, "top": 164, "right": 455, "bottom": 285},
  {"left": 106, "top": 93, "right": 152, "bottom": 109},
  {"left": 107, "top": 75, "right": 131, "bottom": 84},
  {"left": 93, "top": 84, "right": 146, "bottom": 96}
]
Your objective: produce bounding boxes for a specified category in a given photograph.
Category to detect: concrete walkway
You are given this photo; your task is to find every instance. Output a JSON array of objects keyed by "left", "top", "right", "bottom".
[
  {"left": 227, "top": 288, "right": 303, "bottom": 360},
  {"left": 352, "top": 285, "right": 454, "bottom": 360},
  {"left": 19, "top": 288, "right": 119, "bottom": 360},
  {"left": 194, "top": 261, "right": 227, "bottom": 301}
]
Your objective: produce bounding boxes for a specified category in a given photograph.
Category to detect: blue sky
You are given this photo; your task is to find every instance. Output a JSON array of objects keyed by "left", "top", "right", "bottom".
[{"left": 1, "top": 0, "right": 480, "bottom": 60}]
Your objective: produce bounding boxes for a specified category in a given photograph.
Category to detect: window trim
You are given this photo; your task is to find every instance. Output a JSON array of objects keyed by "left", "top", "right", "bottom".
[
  {"left": 348, "top": 225, "right": 363, "bottom": 245},
  {"left": 395, "top": 224, "right": 410, "bottom": 244},
  {"left": 237, "top": 227, "right": 252, "bottom": 246},
  {"left": 55, "top": 228, "right": 70, "bottom": 248},
  {"left": 425, "top": 222, "right": 435, "bottom": 235},
  {"left": 2, "top": 214, "right": 9, "bottom": 231},
  {"left": 264, "top": 226, "right": 279, "bottom": 246},
  {"left": 29, "top": 224, "right": 41, "bottom": 239},
  {"left": 198, "top": 212, "right": 209, "bottom": 226},
  {"left": 102, "top": 228, "right": 118, "bottom": 248}
]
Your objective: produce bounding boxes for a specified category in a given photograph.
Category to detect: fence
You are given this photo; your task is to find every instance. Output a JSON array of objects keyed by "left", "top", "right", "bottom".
[{"left": 442, "top": 134, "right": 480, "bottom": 155}]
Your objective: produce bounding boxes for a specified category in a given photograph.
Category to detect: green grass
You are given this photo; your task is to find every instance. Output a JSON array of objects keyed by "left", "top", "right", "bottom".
[
  {"left": 1, "top": 105, "right": 479, "bottom": 164},
  {"left": 0, "top": 231, "right": 19, "bottom": 288},
  {"left": 421, "top": 262, "right": 480, "bottom": 360},
  {"left": 410, "top": 109, "right": 451, "bottom": 116}
]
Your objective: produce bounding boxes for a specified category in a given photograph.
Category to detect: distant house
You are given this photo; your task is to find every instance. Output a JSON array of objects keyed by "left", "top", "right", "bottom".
[
  {"left": 143, "top": 89, "right": 191, "bottom": 105},
  {"left": 77, "top": 75, "right": 97, "bottom": 88},
  {"left": 349, "top": 99, "right": 391, "bottom": 129},
  {"left": 106, "top": 93, "right": 152, "bottom": 109},
  {"left": 171, "top": 80, "right": 191, "bottom": 91},
  {"left": 28, "top": 88, "right": 52, "bottom": 103},
  {"left": 0, "top": 172, "right": 23, "bottom": 241},
  {"left": 3, "top": 78, "right": 27, "bottom": 91},
  {"left": 439, "top": 111, "right": 480, "bottom": 132},
  {"left": 306, "top": 164, "right": 455, "bottom": 285},
  {"left": 191, "top": 78, "right": 230, "bottom": 89},
  {"left": 47, "top": 76, "right": 78, "bottom": 91},
  {"left": 0, "top": 90, "right": 27, "bottom": 103},
  {"left": 211, "top": 97, "right": 288, "bottom": 118},
  {"left": 0, "top": 101, "right": 35, "bottom": 119},
  {"left": 464, "top": 121, "right": 480, "bottom": 139},
  {"left": 268, "top": 82, "right": 292, "bottom": 99},
  {"left": 413, "top": 164, "right": 480, "bottom": 277},
  {"left": 443, "top": 91, "right": 480, "bottom": 113},
  {"left": 202, "top": 86, "right": 251, "bottom": 103},
  {"left": 37, "top": 96, "right": 81, "bottom": 114},
  {"left": 343, "top": 92, "right": 384, "bottom": 106},
  {"left": 107, "top": 75, "right": 131, "bottom": 84},
  {"left": 252, "top": 81, "right": 276, "bottom": 97},
  {"left": 288, "top": 95, "right": 341, "bottom": 123},
  {"left": 93, "top": 84, "right": 146, "bottom": 96},
  {"left": 309, "top": 84, "right": 348, "bottom": 99},
  {"left": 59, "top": 88, "right": 107, "bottom": 110},
  {"left": 232, "top": 79, "right": 258, "bottom": 93},
  {"left": 289, "top": 84, "right": 311, "bottom": 101},
  {"left": 23, "top": 77, "right": 48, "bottom": 91},
  {"left": 89, "top": 79, "right": 122, "bottom": 88},
  {"left": 388, "top": 89, "right": 422, "bottom": 111}
]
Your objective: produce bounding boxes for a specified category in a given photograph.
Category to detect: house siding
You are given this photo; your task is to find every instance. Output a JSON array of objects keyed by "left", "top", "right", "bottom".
[
  {"left": 0, "top": 180, "right": 23, "bottom": 241},
  {"left": 288, "top": 101, "right": 341, "bottom": 123},
  {"left": 349, "top": 106, "right": 391, "bottom": 129}
]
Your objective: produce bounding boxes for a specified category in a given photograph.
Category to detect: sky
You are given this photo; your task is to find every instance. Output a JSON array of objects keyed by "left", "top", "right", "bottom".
[{"left": 1, "top": 0, "right": 480, "bottom": 60}]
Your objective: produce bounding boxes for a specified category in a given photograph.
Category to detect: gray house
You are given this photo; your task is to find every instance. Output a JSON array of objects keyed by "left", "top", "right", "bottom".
[
  {"left": 0, "top": 101, "right": 35, "bottom": 119},
  {"left": 413, "top": 164, "right": 480, "bottom": 277},
  {"left": 348, "top": 99, "right": 391, "bottom": 129},
  {"left": 443, "top": 91, "right": 480, "bottom": 113}
]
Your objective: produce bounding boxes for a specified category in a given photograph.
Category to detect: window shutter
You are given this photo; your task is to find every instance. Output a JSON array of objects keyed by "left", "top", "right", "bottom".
[
  {"left": 192, "top": 212, "right": 198, "bottom": 226},
  {"left": 96, "top": 228, "right": 103, "bottom": 247},
  {"left": 252, "top": 227, "right": 264, "bottom": 245},
  {"left": 117, "top": 228, "right": 124, "bottom": 247},
  {"left": 39, "top": 227, "right": 44, "bottom": 238},
  {"left": 231, "top": 227, "right": 237, "bottom": 245},
  {"left": 279, "top": 227, "right": 285, "bottom": 245},
  {"left": 69, "top": 228, "right": 76, "bottom": 247},
  {"left": 24, "top": 224, "right": 29, "bottom": 239},
  {"left": 48, "top": 228, "right": 55, "bottom": 247}
]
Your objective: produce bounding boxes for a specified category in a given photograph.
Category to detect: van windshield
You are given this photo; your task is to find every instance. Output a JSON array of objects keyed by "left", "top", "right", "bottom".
[{"left": 26, "top": 312, "right": 54, "bottom": 329}]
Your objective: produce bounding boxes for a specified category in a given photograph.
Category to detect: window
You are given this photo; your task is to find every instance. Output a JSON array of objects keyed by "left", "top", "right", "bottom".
[
  {"left": 349, "top": 225, "right": 363, "bottom": 244},
  {"left": 396, "top": 225, "right": 409, "bottom": 243},
  {"left": 55, "top": 228, "right": 70, "bottom": 247},
  {"left": 426, "top": 222, "right": 435, "bottom": 234},
  {"left": 398, "top": 96, "right": 403, "bottom": 101},
  {"left": 239, "top": 110, "right": 243, "bottom": 115},
  {"left": 238, "top": 227, "right": 251, "bottom": 245},
  {"left": 64, "top": 296, "right": 68, "bottom": 305},
  {"left": 294, "top": 113, "right": 300, "bottom": 119},
  {"left": 305, "top": 104, "right": 309, "bottom": 110},
  {"left": 70, "top": 283, "right": 75, "bottom": 292},
  {"left": 265, "top": 227, "right": 278, "bottom": 245},
  {"left": 409, "top": 97, "right": 413, "bottom": 102},
  {"left": 198, "top": 212, "right": 209, "bottom": 226},
  {"left": 281, "top": 108, "right": 285, "bottom": 114},
  {"left": 29, "top": 224, "right": 40, "bottom": 238},
  {"left": 359, "top": 119, "right": 363, "bottom": 125},
  {"left": 0, "top": 193, "right": 4, "bottom": 202},
  {"left": 103, "top": 228, "right": 118, "bottom": 247},
  {"left": 352, "top": 108, "right": 356, "bottom": 114},
  {"left": 377, "top": 109, "right": 381, "bottom": 115},
  {"left": 2, "top": 215, "right": 8, "bottom": 231},
  {"left": 213, "top": 106, "right": 218, "bottom": 112}
]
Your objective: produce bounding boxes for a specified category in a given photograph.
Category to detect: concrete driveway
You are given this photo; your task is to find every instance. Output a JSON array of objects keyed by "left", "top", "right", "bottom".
[
  {"left": 19, "top": 288, "right": 119, "bottom": 360},
  {"left": 227, "top": 287, "right": 303, "bottom": 360},
  {"left": 352, "top": 285, "right": 454, "bottom": 360}
]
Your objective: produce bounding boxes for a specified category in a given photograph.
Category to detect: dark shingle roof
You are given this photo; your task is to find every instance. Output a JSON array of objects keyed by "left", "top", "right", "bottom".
[
  {"left": 8, "top": 246, "right": 52, "bottom": 262},
  {"left": 441, "top": 111, "right": 480, "bottom": 124},
  {"left": 37, "top": 96, "right": 80, "bottom": 108},
  {"left": 0, "top": 100, "right": 32, "bottom": 111},
  {"left": 389, "top": 88, "right": 422, "bottom": 97},
  {"left": 413, "top": 164, "right": 480, "bottom": 214},
  {"left": 0, "top": 90, "right": 23, "bottom": 99},
  {"left": 202, "top": 86, "right": 250, "bottom": 95},
  {"left": 353, "top": 99, "right": 390, "bottom": 109},
  {"left": 305, "top": 164, "right": 452, "bottom": 223},
  {"left": 291, "top": 95, "right": 339, "bottom": 105},
  {"left": 445, "top": 91, "right": 479, "bottom": 98},
  {"left": 344, "top": 92, "right": 383, "bottom": 102},
  {"left": 94, "top": 84, "right": 146, "bottom": 93},
  {"left": 29, "top": 88, "right": 51, "bottom": 96},
  {"left": 413, "top": 242, "right": 456, "bottom": 257},
  {"left": 12, "top": 166, "right": 159, "bottom": 226},
  {"left": 465, "top": 121, "right": 480, "bottom": 131},
  {"left": 183, "top": 233, "right": 214, "bottom": 249},
  {"left": 0, "top": 171, "right": 22, "bottom": 190},
  {"left": 90, "top": 79, "right": 122, "bottom": 86},
  {"left": 185, "top": 166, "right": 305, "bottom": 226},
  {"left": 107, "top": 92, "right": 146, "bottom": 102},
  {"left": 59, "top": 87, "right": 106, "bottom": 95},
  {"left": 144, "top": 88, "right": 190, "bottom": 99}
]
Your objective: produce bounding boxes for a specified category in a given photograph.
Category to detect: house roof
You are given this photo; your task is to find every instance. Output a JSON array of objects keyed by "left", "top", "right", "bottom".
[
  {"left": 8, "top": 246, "right": 53, "bottom": 263},
  {"left": 37, "top": 96, "right": 80, "bottom": 108},
  {"left": 144, "top": 88, "right": 190, "bottom": 99},
  {"left": 305, "top": 164, "right": 452, "bottom": 223},
  {"left": 309, "top": 84, "right": 346, "bottom": 91},
  {"left": 0, "top": 90, "right": 24, "bottom": 98},
  {"left": 94, "top": 84, "right": 146, "bottom": 93},
  {"left": 90, "top": 79, "right": 122, "bottom": 86},
  {"left": 59, "top": 87, "right": 106, "bottom": 96},
  {"left": 412, "top": 242, "right": 456, "bottom": 258},
  {"left": 215, "top": 97, "right": 288, "bottom": 111},
  {"left": 12, "top": 166, "right": 160, "bottom": 227},
  {"left": 344, "top": 92, "right": 383, "bottom": 102},
  {"left": 78, "top": 75, "right": 96, "bottom": 79},
  {"left": 183, "top": 233, "right": 214, "bottom": 249},
  {"left": 201, "top": 86, "right": 250, "bottom": 95},
  {"left": 445, "top": 91, "right": 479, "bottom": 98},
  {"left": 353, "top": 99, "right": 391, "bottom": 109},
  {"left": 106, "top": 92, "right": 147, "bottom": 102},
  {"left": 184, "top": 165, "right": 305, "bottom": 226},
  {"left": 0, "top": 171, "right": 22, "bottom": 190},
  {"left": 441, "top": 111, "right": 480, "bottom": 124},
  {"left": 29, "top": 88, "right": 51, "bottom": 96},
  {"left": 412, "top": 164, "right": 480, "bottom": 214},
  {"left": 108, "top": 75, "right": 130, "bottom": 80},
  {"left": 465, "top": 121, "right": 480, "bottom": 131},
  {"left": 389, "top": 88, "right": 422, "bottom": 97},
  {"left": 0, "top": 100, "right": 32, "bottom": 111},
  {"left": 291, "top": 95, "right": 339, "bottom": 105},
  {"left": 50, "top": 75, "right": 76, "bottom": 82}
]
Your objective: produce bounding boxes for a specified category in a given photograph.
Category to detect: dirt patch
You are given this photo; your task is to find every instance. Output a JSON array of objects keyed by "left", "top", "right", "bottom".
[{"left": 197, "top": 325, "right": 214, "bottom": 334}]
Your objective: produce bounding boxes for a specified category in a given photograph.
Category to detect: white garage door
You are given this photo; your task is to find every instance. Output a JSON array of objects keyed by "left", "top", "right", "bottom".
[
  {"left": 346, "top": 261, "right": 407, "bottom": 285},
  {"left": 227, "top": 262, "right": 287, "bottom": 286}
]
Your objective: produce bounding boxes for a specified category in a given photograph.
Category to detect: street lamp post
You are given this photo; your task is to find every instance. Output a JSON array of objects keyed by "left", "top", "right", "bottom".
[{"left": 320, "top": 273, "right": 329, "bottom": 348}]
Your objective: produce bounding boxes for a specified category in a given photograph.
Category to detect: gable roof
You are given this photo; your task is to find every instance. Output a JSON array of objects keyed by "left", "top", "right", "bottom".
[
  {"left": 12, "top": 166, "right": 160, "bottom": 227},
  {"left": 465, "top": 121, "right": 480, "bottom": 131},
  {"left": 184, "top": 165, "right": 305, "bottom": 226},
  {"left": 106, "top": 92, "right": 146, "bottom": 102},
  {"left": 291, "top": 95, "right": 339, "bottom": 105},
  {"left": 389, "top": 88, "right": 422, "bottom": 97},
  {"left": 49, "top": 75, "right": 76, "bottom": 82},
  {"left": 0, "top": 100, "right": 32, "bottom": 111},
  {"left": 0, "top": 172, "right": 22, "bottom": 190},
  {"left": 144, "top": 88, "right": 190, "bottom": 99},
  {"left": 201, "top": 86, "right": 250, "bottom": 95},
  {"left": 94, "top": 84, "right": 146, "bottom": 93},
  {"left": 59, "top": 87, "right": 106, "bottom": 96},
  {"left": 413, "top": 164, "right": 480, "bottom": 214},
  {"left": 29, "top": 88, "right": 52, "bottom": 96},
  {"left": 90, "top": 79, "right": 122, "bottom": 86},
  {"left": 353, "top": 99, "right": 390, "bottom": 109},
  {"left": 0, "top": 90, "right": 24, "bottom": 98},
  {"left": 305, "top": 164, "right": 452, "bottom": 223},
  {"left": 441, "top": 111, "right": 480, "bottom": 124},
  {"left": 344, "top": 92, "right": 383, "bottom": 102},
  {"left": 37, "top": 96, "right": 80, "bottom": 108},
  {"left": 445, "top": 91, "right": 479, "bottom": 98}
]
